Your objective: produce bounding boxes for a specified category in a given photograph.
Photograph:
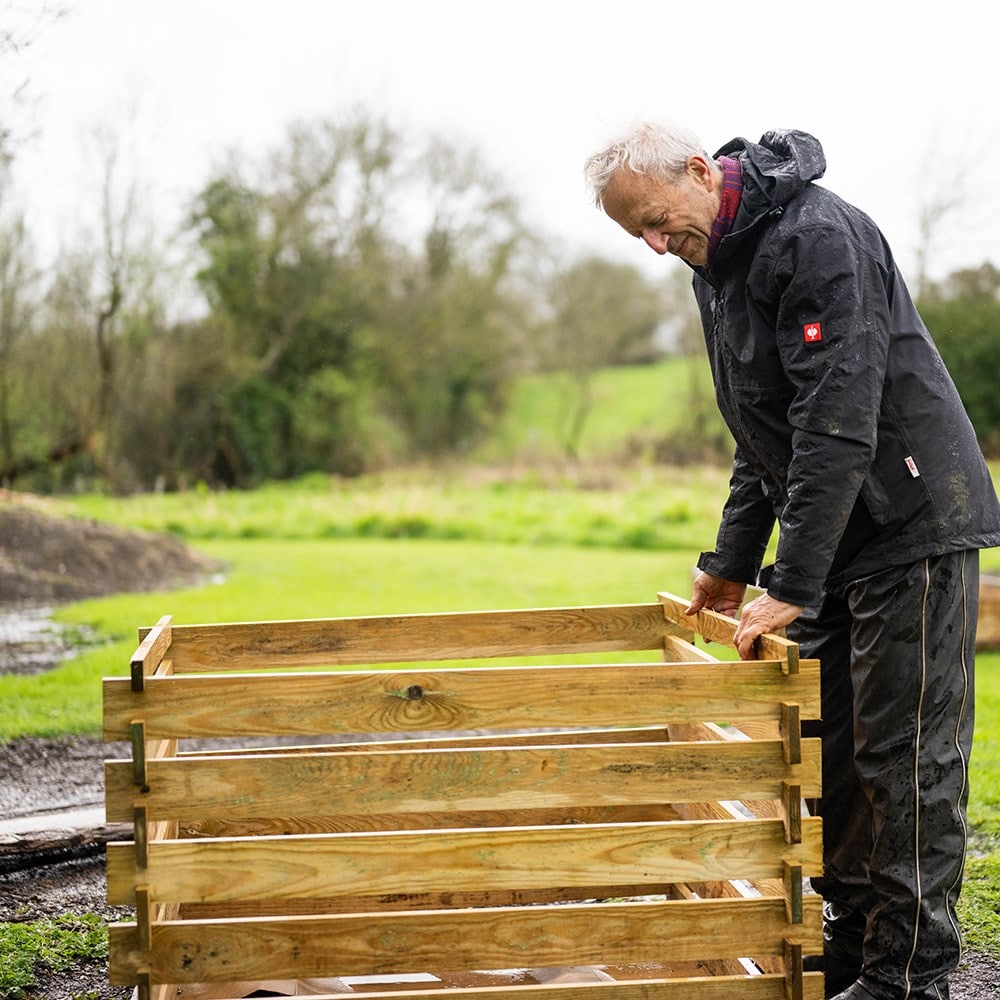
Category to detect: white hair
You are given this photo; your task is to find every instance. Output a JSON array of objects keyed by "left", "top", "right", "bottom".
[{"left": 583, "top": 122, "right": 709, "bottom": 208}]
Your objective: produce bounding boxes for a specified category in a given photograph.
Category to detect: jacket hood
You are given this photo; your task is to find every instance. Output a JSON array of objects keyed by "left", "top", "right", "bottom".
[{"left": 716, "top": 129, "right": 827, "bottom": 222}]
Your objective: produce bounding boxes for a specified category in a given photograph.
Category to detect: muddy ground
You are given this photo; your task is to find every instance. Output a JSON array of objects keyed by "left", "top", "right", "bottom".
[
  {"left": 1, "top": 496, "right": 998, "bottom": 999},
  {"left": 1, "top": 497, "right": 220, "bottom": 999}
]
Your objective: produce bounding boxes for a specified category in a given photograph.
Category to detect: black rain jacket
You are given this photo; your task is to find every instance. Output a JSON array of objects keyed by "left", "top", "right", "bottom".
[{"left": 693, "top": 130, "right": 1000, "bottom": 606}]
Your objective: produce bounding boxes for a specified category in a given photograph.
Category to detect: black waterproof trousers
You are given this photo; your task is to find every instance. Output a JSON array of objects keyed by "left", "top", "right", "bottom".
[{"left": 792, "top": 550, "right": 978, "bottom": 1000}]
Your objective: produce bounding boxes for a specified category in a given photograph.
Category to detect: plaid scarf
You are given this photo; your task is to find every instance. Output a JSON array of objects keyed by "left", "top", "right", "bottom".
[{"left": 706, "top": 156, "right": 743, "bottom": 269}]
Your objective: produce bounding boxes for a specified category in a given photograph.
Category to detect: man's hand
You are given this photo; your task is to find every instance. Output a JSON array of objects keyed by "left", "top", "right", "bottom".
[
  {"left": 733, "top": 593, "right": 803, "bottom": 659},
  {"left": 686, "top": 571, "right": 746, "bottom": 618},
  {"left": 686, "top": 571, "right": 804, "bottom": 659}
]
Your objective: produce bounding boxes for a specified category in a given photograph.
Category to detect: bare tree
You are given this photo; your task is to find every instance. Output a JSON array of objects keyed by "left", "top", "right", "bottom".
[
  {"left": 91, "top": 128, "right": 139, "bottom": 418},
  {"left": 0, "top": 2, "right": 67, "bottom": 160},
  {"left": 0, "top": 168, "right": 38, "bottom": 474},
  {"left": 912, "top": 124, "right": 1000, "bottom": 298}
]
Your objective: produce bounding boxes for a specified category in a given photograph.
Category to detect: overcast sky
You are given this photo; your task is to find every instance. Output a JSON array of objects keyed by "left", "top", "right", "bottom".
[{"left": 8, "top": 0, "right": 999, "bottom": 288}]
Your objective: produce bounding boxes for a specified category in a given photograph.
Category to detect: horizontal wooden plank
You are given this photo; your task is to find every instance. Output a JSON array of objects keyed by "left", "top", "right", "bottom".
[
  {"left": 977, "top": 575, "right": 1000, "bottom": 649},
  {"left": 657, "top": 594, "right": 799, "bottom": 671},
  {"left": 175, "top": 727, "right": 676, "bottom": 757},
  {"left": 105, "top": 739, "right": 822, "bottom": 823},
  {"left": 136, "top": 604, "right": 691, "bottom": 672},
  {"left": 102, "top": 660, "right": 821, "bottom": 740},
  {"left": 106, "top": 815, "right": 823, "bottom": 905},
  {"left": 173, "top": 803, "right": 684, "bottom": 838},
  {"left": 122, "top": 973, "right": 825, "bottom": 1000},
  {"left": 108, "top": 894, "right": 822, "bottom": 984},
  {"left": 176, "top": 883, "right": 676, "bottom": 919}
]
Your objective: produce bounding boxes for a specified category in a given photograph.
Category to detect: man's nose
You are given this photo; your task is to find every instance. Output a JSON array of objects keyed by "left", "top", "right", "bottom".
[{"left": 641, "top": 228, "right": 669, "bottom": 254}]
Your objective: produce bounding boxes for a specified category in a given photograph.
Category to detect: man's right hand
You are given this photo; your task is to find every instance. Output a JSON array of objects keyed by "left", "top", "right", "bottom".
[{"left": 685, "top": 570, "right": 746, "bottom": 619}]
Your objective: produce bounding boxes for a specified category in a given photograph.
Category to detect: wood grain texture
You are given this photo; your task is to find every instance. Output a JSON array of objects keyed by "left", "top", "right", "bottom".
[
  {"left": 105, "top": 739, "right": 822, "bottom": 824},
  {"left": 172, "top": 802, "right": 683, "bottom": 838},
  {"left": 155, "top": 973, "right": 825, "bottom": 1000},
  {"left": 129, "top": 614, "right": 173, "bottom": 691},
  {"left": 175, "top": 884, "right": 678, "bottom": 919},
  {"left": 138, "top": 604, "right": 689, "bottom": 672},
  {"left": 158, "top": 973, "right": 825, "bottom": 1000},
  {"left": 978, "top": 576, "right": 1000, "bottom": 649},
  {"left": 106, "top": 816, "right": 823, "bottom": 905},
  {"left": 657, "top": 595, "right": 799, "bottom": 672},
  {"left": 108, "top": 895, "right": 822, "bottom": 984},
  {"left": 103, "top": 660, "right": 821, "bottom": 741}
]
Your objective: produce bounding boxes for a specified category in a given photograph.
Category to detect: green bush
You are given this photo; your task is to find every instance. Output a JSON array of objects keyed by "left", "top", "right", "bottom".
[{"left": 921, "top": 283, "right": 1000, "bottom": 453}]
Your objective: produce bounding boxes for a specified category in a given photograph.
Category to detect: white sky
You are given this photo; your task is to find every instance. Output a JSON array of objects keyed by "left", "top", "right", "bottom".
[{"left": 8, "top": 0, "right": 1000, "bottom": 290}]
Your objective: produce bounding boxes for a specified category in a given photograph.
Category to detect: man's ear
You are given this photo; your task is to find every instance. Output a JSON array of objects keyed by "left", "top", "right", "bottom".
[{"left": 686, "top": 155, "right": 716, "bottom": 190}]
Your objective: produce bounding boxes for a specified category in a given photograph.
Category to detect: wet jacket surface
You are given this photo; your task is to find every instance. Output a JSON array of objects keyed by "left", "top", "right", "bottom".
[{"left": 692, "top": 130, "right": 1000, "bottom": 606}]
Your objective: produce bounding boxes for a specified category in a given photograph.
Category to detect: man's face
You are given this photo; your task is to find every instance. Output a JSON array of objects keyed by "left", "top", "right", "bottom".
[{"left": 601, "top": 157, "right": 720, "bottom": 267}]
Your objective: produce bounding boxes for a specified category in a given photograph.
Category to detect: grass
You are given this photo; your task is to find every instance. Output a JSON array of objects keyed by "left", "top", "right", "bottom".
[
  {"left": 958, "top": 853, "right": 1000, "bottom": 956},
  {"left": 967, "top": 652, "right": 1000, "bottom": 841},
  {"left": 43, "top": 463, "right": 732, "bottom": 551},
  {"left": 0, "top": 914, "right": 107, "bottom": 999},
  {"left": 475, "top": 357, "right": 727, "bottom": 463}
]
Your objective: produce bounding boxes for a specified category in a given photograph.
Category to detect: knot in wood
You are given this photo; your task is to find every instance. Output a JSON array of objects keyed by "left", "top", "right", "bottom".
[{"left": 406, "top": 684, "right": 424, "bottom": 701}]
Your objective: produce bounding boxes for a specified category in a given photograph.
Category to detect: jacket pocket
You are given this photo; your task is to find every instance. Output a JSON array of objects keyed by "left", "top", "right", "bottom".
[{"left": 860, "top": 430, "right": 931, "bottom": 533}]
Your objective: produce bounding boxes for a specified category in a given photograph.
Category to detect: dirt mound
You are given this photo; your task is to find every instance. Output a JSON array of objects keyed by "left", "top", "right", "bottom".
[{"left": 0, "top": 495, "right": 222, "bottom": 606}]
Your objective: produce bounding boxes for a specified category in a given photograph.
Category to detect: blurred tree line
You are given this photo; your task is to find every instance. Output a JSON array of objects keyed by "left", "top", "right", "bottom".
[
  {"left": 1, "top": 106, "right": 999, "bottom": 494},
  {"left": 0, "top": 112, "right": 669, "bottom": 492},
  {"left": 916, "top": 262, "right": 1000, "bottom": 456}
]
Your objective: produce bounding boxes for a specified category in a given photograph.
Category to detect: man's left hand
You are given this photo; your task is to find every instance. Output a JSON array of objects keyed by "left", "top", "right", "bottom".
[{"left": 733, "top": 594, "right": 804, "bottom": 659}]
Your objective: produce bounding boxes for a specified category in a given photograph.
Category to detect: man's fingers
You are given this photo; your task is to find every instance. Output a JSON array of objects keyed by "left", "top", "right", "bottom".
[
  {"left": 684, "top": 583, "right": 710, "bottom": 616},
  {"left": 684, "top": 595, "right": 705, "bottom": 615},
  {"left": 733, "top": 620, "right": 760, "bottom": 659}
]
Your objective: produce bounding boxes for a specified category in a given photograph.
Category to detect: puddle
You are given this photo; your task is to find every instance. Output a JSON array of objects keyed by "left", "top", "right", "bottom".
[{"left": 0, "top": 607, "right": 97, "bottom": 676}]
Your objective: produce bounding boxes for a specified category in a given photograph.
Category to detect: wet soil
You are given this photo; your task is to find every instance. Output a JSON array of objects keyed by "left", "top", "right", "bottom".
[{"left": 0, "top": 495, "right": 220, "bottom": 998}]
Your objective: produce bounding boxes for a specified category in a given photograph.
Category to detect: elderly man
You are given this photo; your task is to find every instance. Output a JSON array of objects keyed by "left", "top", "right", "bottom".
[{"left": 584, "top": 124, "right": 1000, "bottom": 1000}]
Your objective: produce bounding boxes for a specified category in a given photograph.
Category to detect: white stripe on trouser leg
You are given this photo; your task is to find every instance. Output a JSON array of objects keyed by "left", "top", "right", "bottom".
[
  {"left": 902, "top": 560, "right": 931, "bottom": 1000},
  {"left": 944, "top": 552, "right": 971, "bottom": 957}
]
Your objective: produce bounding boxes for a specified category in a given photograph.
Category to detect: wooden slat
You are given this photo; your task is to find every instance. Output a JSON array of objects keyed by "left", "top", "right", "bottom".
[
  {"left": 106, "top": 816, "right": 823, "bottom": 905},
  {"left": 130, "top": 614, "right": 173, "bottom": 691},
  {"left": 173, "top": 727, "right": 676, "bottom": 757},
  {"left": 978, "top": 575, "right": 1000, "bottom": 650},
  {"left": 173, "top": 802, "right": 683, "bottom": 838},
  {"left": 658, "top": 595, "right": 740, "bottom": 648},
  {"left": 108, "top": 895, "right": 822, "bottom": 985},
  {"left": 105, "top": 788, "right": 706, "bottom": 834},
  {"left": 177, "top": 884, "right": 673, "bottom": 919},
  {"left": 662, "top": 635, "right": 717, "bottom": 662},
  {"left": 657, "top": 594, "right": 799, "bottom": 672},
  {"left": 667, "top": 722, "right": 793, "bottom": 824},
  {"left": 103, "top": 660, "right": 822, "bottom": 741},
  {"left": 164, "top": 973, "right": 826, "bottom": 1000},
  {"left": 105, "top": 740, "right": 822, "bottom": 824},
  {"left": 137, "top": 604, "right": 689, "bottom": 673}
]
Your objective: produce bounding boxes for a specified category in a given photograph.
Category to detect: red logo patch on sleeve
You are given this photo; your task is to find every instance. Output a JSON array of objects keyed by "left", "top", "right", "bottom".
[{"left": 803, "top": 322, "right": 823, "bottom": 343}]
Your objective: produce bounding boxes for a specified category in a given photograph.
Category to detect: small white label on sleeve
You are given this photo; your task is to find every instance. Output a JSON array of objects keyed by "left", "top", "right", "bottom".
[{"left": 905, "top": 456, "right": 920, "bottom": 478}]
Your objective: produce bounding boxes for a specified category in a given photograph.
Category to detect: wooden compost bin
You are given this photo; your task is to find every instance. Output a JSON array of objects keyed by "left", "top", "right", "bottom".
[{"left": 103, "top": 593, "right": 824, "bottom": 1000}]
